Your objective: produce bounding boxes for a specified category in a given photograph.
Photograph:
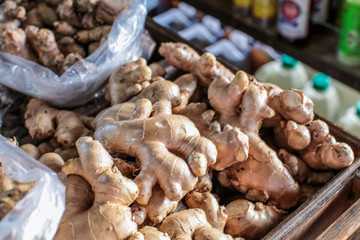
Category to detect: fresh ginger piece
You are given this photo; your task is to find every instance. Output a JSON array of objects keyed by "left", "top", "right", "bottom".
[
  {"left": 128, "top": 77, "right": 182, "bottom": 108},
  {"left": 22, "top": 9, "right": 43, "bottom": 29},
  {"left": 75, "top": 25, "right": 111, "bottom": 44},
  {"left": 0, "top": 171, "right": 15, "bottom": 194},
  {"left": 76, "top": 0, "right": 100, "bottom": 13},
  {"left": 149, "top": 62, "right": 166, "bottom": 78},
  {"left": 62, "top": 52, "right": 83, "bottom": 73},
  {"left": 131, "top": 202, "right": 147, "bottom": 226},
  {"left": 55, "top": 110, "right": 92, "bottom": 147},
  {"left": 25, "top": 25, "right": 65, "bottom": 73},
  {"left": 55, "top": 137, "right": 138, "bottom": 239},
  {"left": 278, "top": 149, "right": 334, "bottom": 185},
  {"left": 172, "top": 73, "right": 198, "bottom": 113},
  {"left": 39, "top": 152, "right": 65, "bottom": 173},
  {"left": 57, "top": 148, "right": 79, "bottom": 161},
  {"left": 0, "top": 181, "right": 37, "bottom": 220},
  {"left": 159, "top": 209, "right": 233, "bottom": 240},
  {"left": 274, "top": 120, "right": 311, "bottom": 151},
  {"left": 95, "top": 0, "right": 129, "bottom": 24},
  {"left": 37, "top": 3, "right": 58, "bottom": 26},
  {"left": 225, "top": 199, "right": 286, "bottom": 239},
  {"left": 57, "top": 36, "right": 86, "bottom": 58},
  {"left": 56, "top": 0, "right": 81, "bottom": 27},
  {"left": 0, "top": 28, "right": 35, "bottom": 61},
  {"left": 109, "top": 59, "right": 152, "bottom": 105},
  {"left": 193, "top": 170, "right": 213, "bottom": 193},
  {"left": 20, "top": 143, "right": 40, "bottom": 159},
  {"left": 25, "top": 99, "right": 92, "bottom": 147},
  {"left": 130, "top": 226, "right": 170, "bottom": 240},
  {"left": 186, "top": 191, "right": 228, "bottom": 231},
  {"left": 94, "top": 99, "right": 217, "bottom": 205},
  {"left": 37, "top": 141, "right": 55, "bottom": 156},
  {"left": 300, "top": 120, "right": 354, "bottom": 170},
  {"left": 25, "top": 99, "right": 58, "bottom": 139},
  {"left": 208, "top": 72, "right": 304, "bottom": 209},
  {"left": 179, "top": 102, "right": 249, "bottom": 170},
  {"left": 54, "top": 21, "right": 77, "bottom": 36},
  {"left": 159, "top": 42, "right": 234, "bottom": 87},
  {"left": 142, "top": 185, "right": 178, "bottom": 225}
]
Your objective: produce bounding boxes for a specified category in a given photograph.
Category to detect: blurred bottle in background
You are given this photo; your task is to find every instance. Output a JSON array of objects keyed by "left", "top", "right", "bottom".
[
  {"left": 312, "top": 0, "right": 330, "bottom": 23},
  {"left": 252, "top": 0, "right": 277, "bottom": 27},
  {"left": 337, "top": 0, "right": 360, "bottom": 67},
  {"left": 277, "top": 0, "right": 312, "bottom": 46},
  {"left": 302, "top": 73, "right": 340, "bottom": 121},
  {"left": 338, "top": 100, "right": 360, "bottom": 137},
  {"left": 233, "top": 0, "right": 252, "bottom": 18},
  {"left": 254, "top": 54, "right": 308, "bottom": 90}
]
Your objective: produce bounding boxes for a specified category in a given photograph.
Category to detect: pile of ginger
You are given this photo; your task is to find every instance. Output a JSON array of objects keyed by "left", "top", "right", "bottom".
[
  {"left": 1, "top": 42, "right": 355, "bottom": 240},
  {"left": 0, "top": 0, "right": 129, "bottom": 75}
]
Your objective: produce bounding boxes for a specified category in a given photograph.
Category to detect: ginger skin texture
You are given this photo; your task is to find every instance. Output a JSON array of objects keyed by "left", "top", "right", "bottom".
[
  {"left": 159, "top": 209, "right": 233, "bottom": 240},
  {"left": 109, "top": 58, "right": 152, "bottom": 105},
  {"left": 130, "top": 226, "right": 170, "bottom": 240},
  {"left": 55, "top": 137, "right": 138, "bottom": 240},
  {"left": 179, "top": 103, "right": 249, "bottom": 170},
  {"left": 25, "top": 99, "right": 92, "bottom": 147},
  {"left": 210, "top": 72, "right": 312, "bottom": 209},
  {"left": 300, "top": 120, "right": 354, "bottom": 170},
  {"left": 25, "top": 25, "right": 64, "bottom": 73},
  {"left": 94, "top": 99, "right": 217, "bottom": 205},
  {"left": 186, "top": 191, "right": 228, "bottom": 231},
  {"left": 225, "top": 199, "right": 287, "bottom": 240}
]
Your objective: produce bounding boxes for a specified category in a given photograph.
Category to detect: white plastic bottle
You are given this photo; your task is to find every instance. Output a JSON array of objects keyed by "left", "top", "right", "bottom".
[
  {"left": 254, "top": 54, "right": 308, "bottom": 90},
  {"left": 302, "top": 73, "right": 340, "bottom": 121},
  {"left": 338, "top": 100, "right": 360, "bottom": 137}
]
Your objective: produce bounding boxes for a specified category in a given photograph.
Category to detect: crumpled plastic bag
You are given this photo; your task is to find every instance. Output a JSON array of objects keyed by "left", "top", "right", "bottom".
[
  {"left": 0, "top": 135, "right": 66, "bottom": 240},
  {"left": 0, "top": 0, "right": 147, "bottom": 107}
]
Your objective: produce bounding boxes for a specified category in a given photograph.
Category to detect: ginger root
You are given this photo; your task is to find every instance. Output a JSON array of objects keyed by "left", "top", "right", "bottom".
[
  {"left": 300, "top": 120, "right": 354, "bottom": 170},
  {"left": 130, "top": 226, "right": 170, "bottom": 240},
  {"left": 207, "top": 71, "right": 313, "bottom": 209},
  {"left": 108, "top": 58, "right": 152, "bottom": 105},
  {"left": 25, "top": 25, "right": 64, "bottom": 73},
  {"left": 225, "top": 199, "right": 287, "bottom": 239},
  {"left": 55, "top": 137, "right": 138, "bottom": 240},
  {"left": 38, "top": 152, "right": 65, "bottom": 173},
  {"left": 278, "top": 149, "right": 334, "bottom": 185},
  {"left": 159, "top": 208, "right": 233, "bottom": 240},
  {"left": 25, "top": 99, "right": 92, "bottom": 147},
  {"left": 94, "top": 99, "right": 217, "bottom": 205},
  {"left": 179, "top": 103, "right": 249, "bottom": 170},
  {"left": 186, "top": 191, "right": 228, "bottom": 231}
]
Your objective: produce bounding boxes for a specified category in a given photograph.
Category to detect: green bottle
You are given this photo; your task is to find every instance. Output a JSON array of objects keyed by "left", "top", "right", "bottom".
[{"left": 338, "top": 0, "right": 360, "bottom": 67}]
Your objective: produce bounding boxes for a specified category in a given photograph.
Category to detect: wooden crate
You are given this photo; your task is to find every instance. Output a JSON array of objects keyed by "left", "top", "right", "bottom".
[{"left": 145, "top": 16, "right": 360, "bottom": 239}]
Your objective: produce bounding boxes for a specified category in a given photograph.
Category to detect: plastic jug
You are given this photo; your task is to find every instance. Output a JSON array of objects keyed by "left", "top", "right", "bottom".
[
  {"left": 302, "top": 73, "right": 340, "bottom": 121},
  {"left": 337, "top": 100, "right": 360, "bottom": 137},
  {"left": 254, "top": 54, "right": 308, "bottom": 90}
]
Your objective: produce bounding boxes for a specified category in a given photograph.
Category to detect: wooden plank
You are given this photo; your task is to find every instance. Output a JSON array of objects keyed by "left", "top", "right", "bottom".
[{"left": 316, "top": 198, "right": 360, "bottom": 239}]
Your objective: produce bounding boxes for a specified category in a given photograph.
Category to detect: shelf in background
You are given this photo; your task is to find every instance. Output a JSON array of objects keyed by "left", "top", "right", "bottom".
[{"left": 180, "top": 0, "right": 360, "bottom": 92}]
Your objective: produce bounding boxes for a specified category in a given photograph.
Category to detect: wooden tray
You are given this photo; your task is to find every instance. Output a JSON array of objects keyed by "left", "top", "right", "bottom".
[{"left": 145, "top": 16, "right": 360, "bottom": 239}]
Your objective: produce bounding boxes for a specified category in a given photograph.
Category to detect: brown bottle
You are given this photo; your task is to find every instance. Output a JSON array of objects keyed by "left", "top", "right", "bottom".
[{"left": 277, "top": 0, "right": 312, "bottom": 46}]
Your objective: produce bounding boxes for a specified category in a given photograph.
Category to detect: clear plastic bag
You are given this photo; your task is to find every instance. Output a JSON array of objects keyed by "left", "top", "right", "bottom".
[
  {"left": 0, "top": 0, "right": 147, "bottom": 108},
  {"left": 0, "top": 135, "right": 65, "bottom": 240}
]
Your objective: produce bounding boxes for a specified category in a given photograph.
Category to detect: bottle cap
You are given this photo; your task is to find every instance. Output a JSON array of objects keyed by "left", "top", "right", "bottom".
[
  {"left": 356, "top": 100, "right": 360, "bottom": 117},
  {"left": 312, "top": 73, "right": 331, "bottom": 91},
  {"left": 282, "top": 54, "right": 298, "bottom": 68}
]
